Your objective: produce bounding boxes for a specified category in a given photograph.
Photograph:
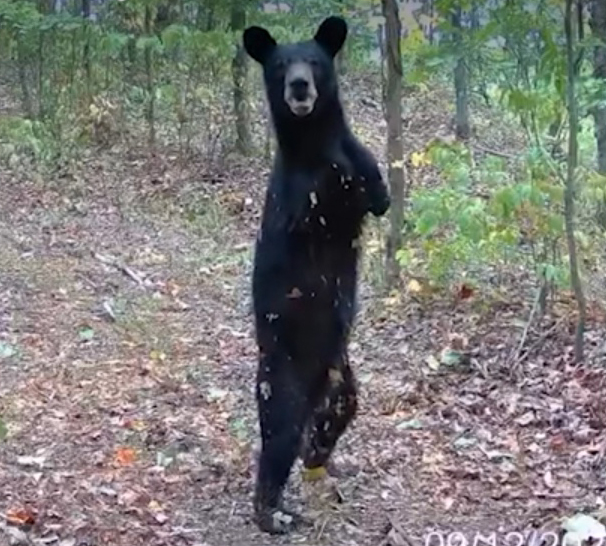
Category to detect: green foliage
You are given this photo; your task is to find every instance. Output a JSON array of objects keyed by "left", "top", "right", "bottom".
[
  {"left": 0, "top": 116, "right": 57, "bottom": 162},
  {"left": 397, "top": 140, "right": 573, "bottom": 289},
  {"left": 394, "top": 0, "right": 606, "bottom": 299},
  {"left": 0, "top": 0, "right": 381, "bottom": 163}
]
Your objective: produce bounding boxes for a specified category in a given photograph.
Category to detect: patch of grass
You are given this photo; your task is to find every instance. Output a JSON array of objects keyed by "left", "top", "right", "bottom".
[
  {"left": 112, "top": 294, "right": 173, "bottom": 355},
  {"left": 181, "top": 194, "right": 229, "bottom": 236}
]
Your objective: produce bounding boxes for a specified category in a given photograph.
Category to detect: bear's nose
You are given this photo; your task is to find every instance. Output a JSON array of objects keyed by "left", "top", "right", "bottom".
[{"left": 290, "top": 78, "right": 309, "bottom": 101}]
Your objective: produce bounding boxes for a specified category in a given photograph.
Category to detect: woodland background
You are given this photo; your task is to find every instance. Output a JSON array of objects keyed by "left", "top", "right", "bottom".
[{"left": 1, "top": 0, "right": 606, "bottom": 545}]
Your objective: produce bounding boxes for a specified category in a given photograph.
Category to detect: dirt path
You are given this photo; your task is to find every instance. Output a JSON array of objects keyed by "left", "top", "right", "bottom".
[{"left": 2, "top": 108, "right": 606, "bottom": 545}]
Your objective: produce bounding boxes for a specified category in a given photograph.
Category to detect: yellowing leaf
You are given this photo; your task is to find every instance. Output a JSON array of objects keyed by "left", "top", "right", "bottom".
[
  {"left": 410, "top": 151, "right": 430, "bottom": 168},
  {"left": 425, "top": 354, "right": 440, "bottom": 371},
  {"left": 150, "top": 350, "right": 166, "bottom": 362},
  {"left": 382, "top": 291, "right": 401, "bottom": 307},
  {"left": 407, "top": 279, "right": 423, "bottom": 293},
  {"left": 390, "top": 159, "right": 405, "bottom": 169},
  {"left": 125, "top": 419, "right": 146, "bottom": 432},
  {"left": 148, "top": 500, "right": 162, "bottom": 511}
]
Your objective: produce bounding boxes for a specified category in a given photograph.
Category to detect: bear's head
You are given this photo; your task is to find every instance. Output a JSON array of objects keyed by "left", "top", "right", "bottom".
[{"left": 243, "top": 16, "right": 347, "bottom": 120}]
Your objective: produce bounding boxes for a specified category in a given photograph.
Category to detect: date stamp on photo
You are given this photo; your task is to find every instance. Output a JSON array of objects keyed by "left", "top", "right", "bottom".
[{"left": 424, "top": 530, "right": 599, "bottom": 546}]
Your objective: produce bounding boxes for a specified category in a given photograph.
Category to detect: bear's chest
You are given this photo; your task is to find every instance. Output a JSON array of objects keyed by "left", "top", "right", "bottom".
[{"left": 301, "top": 167, "right": 365, "bottom": 239}]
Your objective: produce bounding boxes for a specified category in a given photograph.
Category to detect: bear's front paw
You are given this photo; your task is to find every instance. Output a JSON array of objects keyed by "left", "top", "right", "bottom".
[
  {"left": 359, "top": 180, "right": 390, "bottom": 217},
  {"left": 369, "top": 191, "right": 390, "bottom": 217}
]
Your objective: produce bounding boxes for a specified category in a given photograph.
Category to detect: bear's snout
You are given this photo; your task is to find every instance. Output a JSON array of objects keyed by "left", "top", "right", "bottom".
[{"left": 284, "top": 61, "right": 318, "bottom": 117}]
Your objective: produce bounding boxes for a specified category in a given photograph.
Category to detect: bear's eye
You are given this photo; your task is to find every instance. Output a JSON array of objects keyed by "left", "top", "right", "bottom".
[{"left": 273, "top": 59, "right": 287, "bottom": 72}]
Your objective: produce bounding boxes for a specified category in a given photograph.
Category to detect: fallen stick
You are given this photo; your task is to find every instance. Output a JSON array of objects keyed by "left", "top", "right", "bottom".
[
  {"left": 92, "top": 251, "right": 145, "bottom": 287},
  {"left": 510, "top": 285, "right": 543, "bottom": 376},
  {"left": 473, "top": 144, "right": 517, "bottom": 160}
]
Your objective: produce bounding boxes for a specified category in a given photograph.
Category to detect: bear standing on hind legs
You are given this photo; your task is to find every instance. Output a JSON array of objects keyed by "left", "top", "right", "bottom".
[{"left": 243, "top": 16, "right": 390, "bottom": 534}]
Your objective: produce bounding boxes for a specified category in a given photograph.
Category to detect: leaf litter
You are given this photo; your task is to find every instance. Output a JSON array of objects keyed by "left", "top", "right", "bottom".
[{"left": 1, "top": 80, "right": 606, "bottom": 546}]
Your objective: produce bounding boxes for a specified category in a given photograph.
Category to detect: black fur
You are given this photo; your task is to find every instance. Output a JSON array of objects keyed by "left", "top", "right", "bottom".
[{"left": 244, "top": 16, "right": 390, "bottom": 534}]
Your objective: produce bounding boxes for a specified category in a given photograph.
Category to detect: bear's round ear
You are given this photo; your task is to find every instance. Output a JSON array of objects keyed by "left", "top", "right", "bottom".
[
  {"left": 314, "top": 16, "right": 347, "bottom": 57},
  {"left": 243, "top": 26, "right": 277, "bottom": 64}
]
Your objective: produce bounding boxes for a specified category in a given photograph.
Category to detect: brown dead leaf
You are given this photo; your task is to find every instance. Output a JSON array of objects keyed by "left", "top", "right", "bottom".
[
  {"left": 448, "top": 333, "right": 469, "bottom": 351},
  {"left": 118, "top": 488, "right": 149, "bottom": 507},
  {"left": 114, "top": 446, "right": 136, "bottom": 466},
  {"left": 549, "top": 433, "right": 568, "bottom": 453},
  {"left": 166, "top": 279, "right": 180, "bottom": 296},
  {"left": 457, "top": 283, "right": 475, "bottom": 300},
  {"left": 6, "top": 506, "right": 36, "bottom": 526},
  {"left": 148, "top": 500, "right": 168, "bottom": 525}
]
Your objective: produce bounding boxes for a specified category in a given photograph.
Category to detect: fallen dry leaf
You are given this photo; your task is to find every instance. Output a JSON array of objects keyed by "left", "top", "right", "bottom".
[
  {"left": 16, "top": 455, "right": 46, "bottom": 468},
  {"left": 457, "top": 283, "right": 475, "bottom": 300},
  {"left": 114, "top": 447, "right": 136, "bottom": 466},
  {"left": 6, "top": 506, "right": 36, "bottom": 526}
]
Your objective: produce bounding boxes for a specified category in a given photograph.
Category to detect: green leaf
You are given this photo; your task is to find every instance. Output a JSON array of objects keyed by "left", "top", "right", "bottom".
[
  {"left": 0, "top": 342, "right": 16, "bottom": 358},
  {"left": 543, "top": 264, "right": 557, "bottom": 282},
  {"left": 397, "top": 418, "right": 424, "bottom": 430},
  {"left": 78, "top": 326, "right": 95, "bottom": 342},
  {"left": 440, "top": 349, "right": 463, "bottom": 366},
  {"left": 454, "top": 436, "right": 477, "bottom": 449}
]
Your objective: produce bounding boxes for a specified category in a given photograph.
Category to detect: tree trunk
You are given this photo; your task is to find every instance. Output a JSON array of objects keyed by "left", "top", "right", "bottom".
[
  {"left": 564, "top": 0, "right": 586, "bottom": 362},
  {"left": 144, "top": 5, "right": 155, "bottom": 148},
  {"left": 16, "top": 39, "right": 34, "bottom": 119},
  {"left": 381, "top": 0, "right": 405, "bottom": 288},
  {"left": 231, "top": 4, "right": 251, "bottom": 155},
  {"left": 470, "top": 1, "right": 490, "bottom": 106},
  {"left": 589, "top": 0, "right": 606, "bottom": 226},
  {"left": 452, "top": 7, "right": 471, "bottom": 140},
  {"left": 82, "top": 0, "right": 92, "bottom": 102},
  {"left": 429, "top": 0, "right": 435, "bottom": 44}
]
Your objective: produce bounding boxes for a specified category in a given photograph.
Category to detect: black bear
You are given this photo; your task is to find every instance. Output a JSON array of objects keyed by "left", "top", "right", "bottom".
[{"left": 243, "top": 16, "right": 390, "bottom": 534}]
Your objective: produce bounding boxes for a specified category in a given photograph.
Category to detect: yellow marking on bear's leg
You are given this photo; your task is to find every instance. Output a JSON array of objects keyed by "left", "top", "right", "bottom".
[{"left": 302, "top": 466, "right": 327, "bottom": 482}]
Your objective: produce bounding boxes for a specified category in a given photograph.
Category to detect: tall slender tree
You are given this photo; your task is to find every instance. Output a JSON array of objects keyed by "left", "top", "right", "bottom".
[{"left": 381, "top": 0, "right": 405, "bottom": 288}]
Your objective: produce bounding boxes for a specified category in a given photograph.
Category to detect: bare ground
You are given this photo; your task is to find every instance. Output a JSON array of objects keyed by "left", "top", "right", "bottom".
[{"left": 2, "top": 85, "right": 606, "bottom": 546}]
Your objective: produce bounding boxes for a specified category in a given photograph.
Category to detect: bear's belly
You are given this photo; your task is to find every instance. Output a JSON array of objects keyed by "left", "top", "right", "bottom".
[
  {"left": 280, "top": 279, "right": 353, "bottom": 366},
  {"left": 253, "top": 236, "right": 358, "bottom": 365}
]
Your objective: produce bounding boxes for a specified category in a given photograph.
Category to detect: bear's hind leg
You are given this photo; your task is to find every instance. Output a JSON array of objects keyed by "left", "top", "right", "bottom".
[
  {"left": 254, "top": 353, "right": 310, "bottom": 534},
  {"left": 301, "top": 351, "right": 357, "bottom": 479}
]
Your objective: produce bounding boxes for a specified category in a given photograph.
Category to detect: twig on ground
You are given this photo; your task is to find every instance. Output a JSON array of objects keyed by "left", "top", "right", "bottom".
[
  {"left": 93, "top": 251, "right": 145, "bottom": 287},
  {"left": 379, "top": 515, "right": 414, "bottom": 546},
  {"left": 473, "top": 144, "right": 517, "bottom": 160},
  {"left": 510, "top": 285, "right": 543, "bottom": 375}
]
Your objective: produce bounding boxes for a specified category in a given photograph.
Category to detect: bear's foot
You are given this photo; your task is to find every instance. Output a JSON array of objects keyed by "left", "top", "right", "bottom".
[{"left": 254, "top": 504, "right": 307, "bottom": 534}]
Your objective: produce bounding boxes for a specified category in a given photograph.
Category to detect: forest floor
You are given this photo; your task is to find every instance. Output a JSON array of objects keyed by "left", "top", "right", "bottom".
[{"left": 2, "top": 79, "right": 606, "bottom": 546}]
